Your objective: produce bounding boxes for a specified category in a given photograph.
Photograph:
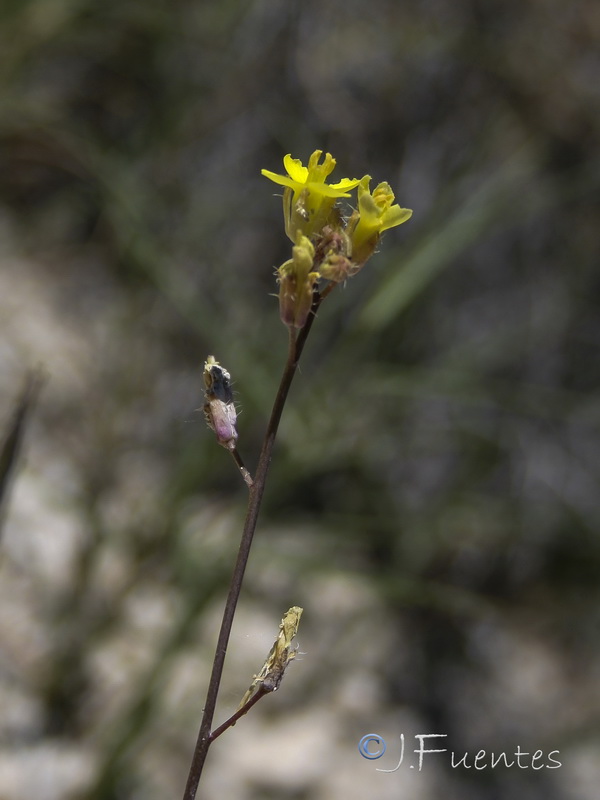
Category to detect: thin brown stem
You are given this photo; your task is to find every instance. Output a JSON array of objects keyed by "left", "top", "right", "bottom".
[
  {"left": 229, "top": 447, "right": 253, "bottom": 488},
  {"left": 181, "top": 292, "right": 322, "bottom": 800}
]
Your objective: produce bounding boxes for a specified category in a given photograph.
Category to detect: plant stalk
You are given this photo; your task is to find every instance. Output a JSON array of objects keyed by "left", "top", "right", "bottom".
[{"left": 182, "top": 293, "right": 322, "bottom": 800}]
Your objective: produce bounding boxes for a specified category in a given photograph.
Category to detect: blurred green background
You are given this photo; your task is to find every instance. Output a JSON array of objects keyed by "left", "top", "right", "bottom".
[{"left": 1, "top": 1, "right": 599, "bottom": 798}]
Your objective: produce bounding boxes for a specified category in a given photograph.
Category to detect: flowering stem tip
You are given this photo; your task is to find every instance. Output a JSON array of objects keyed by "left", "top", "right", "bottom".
[{"left": 261, "top": 150, "right": 412, "bottom": 328}]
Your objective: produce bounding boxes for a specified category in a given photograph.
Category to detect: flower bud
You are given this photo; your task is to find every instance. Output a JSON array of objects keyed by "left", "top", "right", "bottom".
[
  {"left": 319, "top": 253, "right": 354, "bottom": 283},
  {"left": 314, "top": 224, "right": 353, "bottom": 283},
  {"left": 203, "top": 356, "right": 238, "bottom": 450},
  {"left": 277, "top": 234, "right": 319, "bottom": 329}
]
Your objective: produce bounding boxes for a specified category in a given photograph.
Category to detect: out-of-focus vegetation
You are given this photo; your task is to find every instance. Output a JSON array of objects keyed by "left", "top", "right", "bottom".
[{"left": 1, "top": 1, "right": 599, "bottom": 799}]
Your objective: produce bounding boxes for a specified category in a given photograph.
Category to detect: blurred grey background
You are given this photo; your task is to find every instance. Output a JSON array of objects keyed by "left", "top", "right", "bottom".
[{"left": 1, "top": 1, "right": 599, "bottom": 798}]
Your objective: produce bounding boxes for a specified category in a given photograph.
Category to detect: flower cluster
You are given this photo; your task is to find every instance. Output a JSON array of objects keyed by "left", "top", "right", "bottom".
[{"left": 262, "top": 150, "right": 412, "bottom": 328}]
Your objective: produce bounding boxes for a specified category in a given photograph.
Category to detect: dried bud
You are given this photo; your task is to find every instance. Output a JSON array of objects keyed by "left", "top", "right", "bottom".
[
  {"left": 239, "top": 606, "right": 303, "bottom": 709},
  {"left": 203, "top": 356, "right": 238, "bottom": 450}
]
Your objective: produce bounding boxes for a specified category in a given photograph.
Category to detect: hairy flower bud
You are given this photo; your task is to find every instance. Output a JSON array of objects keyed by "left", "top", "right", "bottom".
[
  {"left": 277, "top": 234, "right": 319, "bottom": 329},
  {"left": 203, "top": 356, "right": 238, "bottom": 450},
  {"left": 314, "top": 225, "right": 354, "bottom": 283}
]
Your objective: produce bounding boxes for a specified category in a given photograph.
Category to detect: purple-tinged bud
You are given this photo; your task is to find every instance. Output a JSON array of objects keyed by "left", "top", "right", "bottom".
[{"left": 203, "top": 356, "right": 238, "bottom": 450}]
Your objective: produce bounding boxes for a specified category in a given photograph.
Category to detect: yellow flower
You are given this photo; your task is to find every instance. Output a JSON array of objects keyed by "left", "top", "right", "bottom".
[
  {"left": 347, "top": 176, "right": 412, "bottom": 266},
  {"left": 262, "top": 150, "right": 360, "bottom": 241}
]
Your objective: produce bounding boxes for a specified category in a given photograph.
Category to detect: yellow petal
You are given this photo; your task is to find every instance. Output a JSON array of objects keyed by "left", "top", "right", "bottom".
[
  {"left": 261, "top": 169, "right": 300, "bottom": 190},
  {"left": 283, "top": 154, "right": 309, "bottom": 183},
  {"left": 381, "top": 206, "right": 413, "bottom": 232},
  {"left": 305, "top": 180, "right": 355, "bottom": 198},
  {"left": 330, "top": 177, "right": 361, "bottom": 192}
]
